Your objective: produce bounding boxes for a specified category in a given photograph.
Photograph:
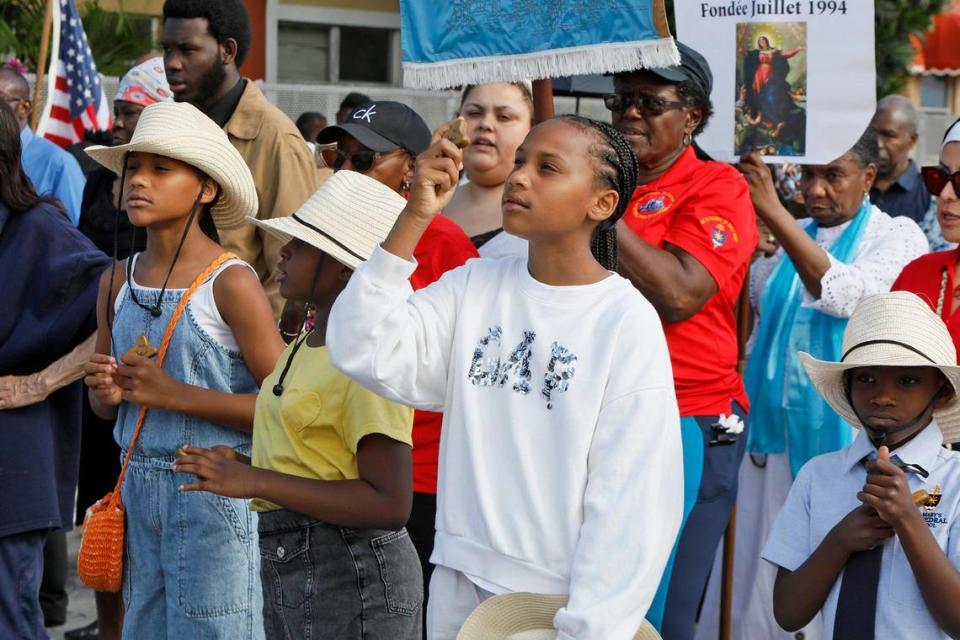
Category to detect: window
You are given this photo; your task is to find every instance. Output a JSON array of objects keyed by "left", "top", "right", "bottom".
[
  {"left": 340, "top": 26, "right": 391, "bottom": 83},
  {"left": 920, "top": 75, "right": 948, "bottom": 109},
  {"left": 278, "top": 21, "right": 331, "bottom": 83},
  {"left": 277, "top": 21, "right": 396, "bottom": 85}
]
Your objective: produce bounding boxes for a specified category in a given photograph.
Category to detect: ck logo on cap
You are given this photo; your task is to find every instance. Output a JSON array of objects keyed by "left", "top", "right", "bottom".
[{"left": 352, "top": 105, "right": 377, "bottom": 123}]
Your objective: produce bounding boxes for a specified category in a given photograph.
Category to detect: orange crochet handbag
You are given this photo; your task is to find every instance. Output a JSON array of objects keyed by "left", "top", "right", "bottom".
[{"left": 77, "top": 253, "right": 235, "bottom": 592}]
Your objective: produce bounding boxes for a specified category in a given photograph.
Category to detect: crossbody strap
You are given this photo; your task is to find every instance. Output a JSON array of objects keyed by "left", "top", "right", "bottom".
[{"left": 106, "top": 252, "right": 237, "bottom": 507}]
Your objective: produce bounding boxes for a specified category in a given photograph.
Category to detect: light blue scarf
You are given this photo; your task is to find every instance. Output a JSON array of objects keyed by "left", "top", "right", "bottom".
[{"left": 745, "top": 199, "right": 873, "bottom": 477}]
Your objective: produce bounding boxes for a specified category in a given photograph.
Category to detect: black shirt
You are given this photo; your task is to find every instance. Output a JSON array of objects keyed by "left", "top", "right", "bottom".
[
  {"left": 869, "top": 160, "right": 930, "bottom": 224},
  {"left": 204, "top": 78, "right": 246, "bottom": 128},
  {"left": 77, "top": 166, "right": 146, "bottom": 258}
]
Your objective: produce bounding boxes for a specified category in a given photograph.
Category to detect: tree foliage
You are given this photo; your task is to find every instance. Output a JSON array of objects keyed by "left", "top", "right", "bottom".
[
  {"left": 0, "top": 0, "right": 152, "bottom": 77},
  {"left": 664, "top": 0, "right": 949, "bottom": 98}
]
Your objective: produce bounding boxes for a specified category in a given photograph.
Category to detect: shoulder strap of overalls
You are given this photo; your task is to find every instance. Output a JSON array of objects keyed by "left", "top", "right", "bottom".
[{"left": 107, "top": 252, "right": 238, "bottom": 506}]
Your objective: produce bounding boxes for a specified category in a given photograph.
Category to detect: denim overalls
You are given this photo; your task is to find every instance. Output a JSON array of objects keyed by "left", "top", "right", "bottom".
[{"left": 112, "top": 260, "right": 264, "bottom": 639}]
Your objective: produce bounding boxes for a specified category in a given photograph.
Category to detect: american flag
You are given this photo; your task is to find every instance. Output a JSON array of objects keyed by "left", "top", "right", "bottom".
[{"left": 43, "top": 0, "right": 111, "bottom": 148}]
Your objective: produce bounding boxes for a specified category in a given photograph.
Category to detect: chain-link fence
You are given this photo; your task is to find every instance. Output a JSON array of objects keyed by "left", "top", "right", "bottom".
[
  {"left": 26, "top": 72, "right": 611, "bottom": 134},
  {"left": 34, "top": 72, "right": 952, "bottom": 162}
]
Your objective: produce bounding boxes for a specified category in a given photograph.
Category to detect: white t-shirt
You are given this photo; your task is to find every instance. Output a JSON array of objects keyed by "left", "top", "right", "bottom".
[{"left": 328, "top": 246, "right": 683, "bottom": 640}]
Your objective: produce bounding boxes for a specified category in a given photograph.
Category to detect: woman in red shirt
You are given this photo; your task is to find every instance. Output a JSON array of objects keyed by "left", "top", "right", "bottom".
[{"left": 893, "top": 118, "right": 960, "bottom": 353}]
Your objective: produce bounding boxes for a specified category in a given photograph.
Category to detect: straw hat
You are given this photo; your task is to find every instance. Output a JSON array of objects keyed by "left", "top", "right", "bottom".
[
  {"left": 247, "top": 170, "right": 407, "bottom": 270},
  {"left": 457, "top": 593, "right": 662, "bottom": 640},
  {"left": 86, "top": 101, "right": 257, "bottom": 230},
  {"left": 799, "top": 291, "right": 960, "bottom": 444}
]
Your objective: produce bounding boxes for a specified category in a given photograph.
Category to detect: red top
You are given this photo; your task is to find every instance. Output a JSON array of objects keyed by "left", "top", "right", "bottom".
[
  {"left": 892, "top": 249, "right": 960, "bottom": 359},
  {"left": 622, "top": 146, "right": 758, "bottom": 416},
  {"left": 410, "top": 214, "right": 479, "bottom": 493}
]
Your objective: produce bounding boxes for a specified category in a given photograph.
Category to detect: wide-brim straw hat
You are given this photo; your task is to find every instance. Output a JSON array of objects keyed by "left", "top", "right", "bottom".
[
  {"left": 800, "top": 291, "right": 960, "bottom": 444},
  {"left": 86, "top": 101, "right": 257, "bottom": 230},
  {"left": 247, "top": 170, "right": 407, "bottom": 270},
  {"left": 457, "top": 593, "right": 662, "bottom": 640}
]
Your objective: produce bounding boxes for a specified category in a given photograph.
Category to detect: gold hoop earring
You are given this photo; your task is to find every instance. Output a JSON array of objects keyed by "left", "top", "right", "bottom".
[{"left": 682, "top": 131, "right": 693, "bottom": 147}]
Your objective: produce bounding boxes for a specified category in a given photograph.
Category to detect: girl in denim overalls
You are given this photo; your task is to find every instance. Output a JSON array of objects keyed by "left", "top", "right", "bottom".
[
  {"left": 83, "top": 101, "right": 284, "bottom": 638},
  {"left": 175, "top": 171, "right": 423, "bottom": 640}
]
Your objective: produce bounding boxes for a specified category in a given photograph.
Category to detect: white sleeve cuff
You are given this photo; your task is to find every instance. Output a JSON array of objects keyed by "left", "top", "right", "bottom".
[
  {"left": 359, "top": 244, "right": 419, "bottom": 283},
  {"left": 761, "top": 540, "right": 808, "bottom": 573}
]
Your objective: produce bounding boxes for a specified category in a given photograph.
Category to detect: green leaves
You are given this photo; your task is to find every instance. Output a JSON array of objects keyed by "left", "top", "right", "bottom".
[
  {"left": 0, "top": 0, "right": 152, "bottom": 77},
  {"left": 665, "top": 0, "right": 949, "bottom": 99},
  {"left": 874, "top": 0, "right": 949, "bottom": 97}
]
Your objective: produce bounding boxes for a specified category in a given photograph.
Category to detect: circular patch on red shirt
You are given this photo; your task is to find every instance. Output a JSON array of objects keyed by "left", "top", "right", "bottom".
[
  {"left": 700, "top": 215, "right": 740, "bottom": 249},
  {"left": 630, "top": 190, "right": 676, "bottom": 219}
]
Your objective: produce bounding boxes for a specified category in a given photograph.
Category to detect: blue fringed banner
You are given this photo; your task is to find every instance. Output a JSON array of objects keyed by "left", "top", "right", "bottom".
[{"left": 400, "top": 0, "right": 678, "bottom": 90}]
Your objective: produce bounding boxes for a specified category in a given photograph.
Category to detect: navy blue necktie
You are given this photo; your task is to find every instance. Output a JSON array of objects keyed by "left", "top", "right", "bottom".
[{"left": 833, "top": 455, "right": 928, "bottom": 639}]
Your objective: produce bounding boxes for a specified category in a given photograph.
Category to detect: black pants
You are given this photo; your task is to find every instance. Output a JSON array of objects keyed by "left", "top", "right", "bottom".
[
  {"left": 661, "top": 403, "right": 749, "bottom": 640},
  {"left": 406, "top": 492, "right": 436, "bottom": 639}
]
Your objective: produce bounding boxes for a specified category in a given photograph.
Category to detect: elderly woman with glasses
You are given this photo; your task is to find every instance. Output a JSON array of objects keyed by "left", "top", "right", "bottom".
[
  {"left": 609, "top": 42, "right": 759, "bottom": 638},
  {"left": 893, "top": 117, "right": 960, "bottom": 351}
]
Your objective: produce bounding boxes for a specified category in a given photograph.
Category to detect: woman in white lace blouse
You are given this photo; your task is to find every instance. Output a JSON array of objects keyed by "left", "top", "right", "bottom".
[{"left": 695, "top": 128, "right": 929, "bottom": 640}]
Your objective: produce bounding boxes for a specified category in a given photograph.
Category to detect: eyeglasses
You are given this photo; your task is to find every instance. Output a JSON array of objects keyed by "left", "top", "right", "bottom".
[
  {"left": 921, "top": 165, "right": 960, "bottom": 196},
  {"left": 602, "top": 92, "right": 689, "bottom": 117},
  {"left": 321, "top": 147, "right": 387, "bottom": 173}
]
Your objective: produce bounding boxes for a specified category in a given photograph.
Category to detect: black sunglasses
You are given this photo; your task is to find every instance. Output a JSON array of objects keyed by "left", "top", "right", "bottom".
[
  {"left": 603, "top": 92, "right": 689, "bottom": 117},
  {"left": 320, "top": 147, "right": 386, "bottom": 173},
  {"left": 922, "top": 165, "right": 960, "bottom": 196}
]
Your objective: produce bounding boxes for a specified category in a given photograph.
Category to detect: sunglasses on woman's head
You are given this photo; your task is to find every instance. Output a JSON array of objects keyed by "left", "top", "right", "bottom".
[
  {"left": 320, "top": 147, "right": 384, "bottom": 173},
  {"left": 921, "top": 165, "right": 960, "bottom": 196},
  {"left": 603, "top": 92, "right": 688, "bottom": 117}
]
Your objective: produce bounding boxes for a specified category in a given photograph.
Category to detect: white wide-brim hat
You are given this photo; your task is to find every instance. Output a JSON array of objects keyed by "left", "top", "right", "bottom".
[
  {"left": 800, "top": 291, "right": 960, "bottom": 444},
  {"left": 86, "top": 101, "right": 257, "bottom": 230},
  {"left": 457, "top": 593, "right": 662, "bottom": 640},
  {"left": 248, "top": 170, "right": 407, "bottom": 270}
]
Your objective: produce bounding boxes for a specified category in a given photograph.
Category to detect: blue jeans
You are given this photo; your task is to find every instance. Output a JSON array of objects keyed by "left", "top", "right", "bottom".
[
  {"left": 0, "top": 529, "right": 48, "bottom": 640},
  {"left": 121, "top": 456, "right": 264, "bottom": 639},
  {"left": 258, "top": 509, "right": 422, "bottom": 640}
]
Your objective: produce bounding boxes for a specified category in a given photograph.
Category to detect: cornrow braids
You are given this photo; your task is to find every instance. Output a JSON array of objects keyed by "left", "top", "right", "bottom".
[{"left": 555, "top": 115, "right": 639, "bottom": 271}]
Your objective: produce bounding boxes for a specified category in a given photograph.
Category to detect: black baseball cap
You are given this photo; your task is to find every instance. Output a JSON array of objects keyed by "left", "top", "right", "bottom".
[
  {"left": 317, "top": 101, "right": 431, "bottom": 155},
  {"left": 626, "top": 41, "right": 713, "bottom": 96}
]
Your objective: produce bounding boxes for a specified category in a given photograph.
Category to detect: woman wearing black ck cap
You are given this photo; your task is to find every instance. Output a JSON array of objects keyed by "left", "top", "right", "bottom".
[
  {"left": 610, "top": 42, "right": 758, "bottom": 637},
  {"left": 315, "top": 101, "right": 479, "bottom": 633}
]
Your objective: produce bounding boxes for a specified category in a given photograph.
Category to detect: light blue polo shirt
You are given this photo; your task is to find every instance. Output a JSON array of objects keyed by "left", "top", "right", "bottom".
[
  {"left": 20, "top": 126, "right": 84, "bottom": 226},
  {"left": 762, "top": 422, "right": 960, "bottom": 640}
]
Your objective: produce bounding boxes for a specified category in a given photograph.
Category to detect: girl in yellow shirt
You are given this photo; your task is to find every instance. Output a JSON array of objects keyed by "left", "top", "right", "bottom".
[{"left": 175, "top": 171, "right": 422, "bottom": 640}]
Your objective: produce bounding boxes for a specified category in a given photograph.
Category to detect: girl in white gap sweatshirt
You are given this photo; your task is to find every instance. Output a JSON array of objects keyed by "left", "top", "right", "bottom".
[{"left": 327, "top": 115, "right": 683, "bottom": 640}]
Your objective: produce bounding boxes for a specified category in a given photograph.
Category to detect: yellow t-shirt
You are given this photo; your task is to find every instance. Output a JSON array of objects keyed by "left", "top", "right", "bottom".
[{"left": 251, "top": 341, "right": 413, "bottom": 511}]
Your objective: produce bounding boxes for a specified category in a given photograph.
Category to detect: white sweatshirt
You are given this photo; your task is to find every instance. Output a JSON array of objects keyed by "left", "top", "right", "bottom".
[{"left": 328, "top": 246, "right": 683, "bottom": 640}]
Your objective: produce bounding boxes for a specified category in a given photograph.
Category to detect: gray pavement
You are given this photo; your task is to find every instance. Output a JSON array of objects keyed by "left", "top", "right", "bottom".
[{"left": 47, "top": 529, "right": 97, "bottom": 640}]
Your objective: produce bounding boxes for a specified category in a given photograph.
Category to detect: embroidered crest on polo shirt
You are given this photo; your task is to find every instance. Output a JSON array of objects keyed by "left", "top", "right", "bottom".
[
  {"left": 700, "top": 216, "right": 740, "bottom": 250},
  {"left": 630, "top": 191, "right": 675, "bottom": 220},
  {"left": 917, "top": 485, "right": 946, "bottom": 528},
  {"left": 467, "top": 326, "right": 577, "bottom": 409}
]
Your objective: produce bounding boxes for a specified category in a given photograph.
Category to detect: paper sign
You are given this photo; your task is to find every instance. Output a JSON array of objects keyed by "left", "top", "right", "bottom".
[{"left": 676, "top": 0, "right": 875, "bottom": 164}]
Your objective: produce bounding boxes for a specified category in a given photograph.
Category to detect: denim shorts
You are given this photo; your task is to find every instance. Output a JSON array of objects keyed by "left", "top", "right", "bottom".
[{"left": 258, "top": 509, "right": 423, "bottom": 640}]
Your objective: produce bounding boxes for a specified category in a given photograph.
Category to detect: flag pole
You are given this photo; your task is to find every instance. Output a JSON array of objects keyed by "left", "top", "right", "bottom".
[
  {"left": 532, "top": 79, "right": 554, "bottom": 124},
  {"left": 35, "top": 0, "right": 62, "bottom": 138},
  {"left": 31, "top": 0, "right": 55, "bottom": 131}
]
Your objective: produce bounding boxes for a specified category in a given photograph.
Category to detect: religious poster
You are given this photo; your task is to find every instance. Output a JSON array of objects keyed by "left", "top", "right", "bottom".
[
  {"left": 676, "top": 1, "right": 874, "bottom": 164},
  {"left": 735, "top": 22, "right": 807, "bottom": 157},
  {"left": 399, "top": 0, "right": 678, "bottom": 90}
]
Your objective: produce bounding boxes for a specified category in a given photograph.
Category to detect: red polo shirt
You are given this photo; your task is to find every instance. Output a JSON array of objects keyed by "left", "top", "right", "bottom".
[
  {"left": 892, "top": 249, "right": 960, "bottom": 358},
  {"left": 410, "top": 214, "right": 479, "bottom": 494},
  {"left": 623, "top": 146, "right": 757, "bottom": 416}
]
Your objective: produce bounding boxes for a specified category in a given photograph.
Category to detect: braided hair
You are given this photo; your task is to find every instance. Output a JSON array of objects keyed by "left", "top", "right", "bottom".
[{"left": 555, "top": 115, "right": 639, "bottom": 271}]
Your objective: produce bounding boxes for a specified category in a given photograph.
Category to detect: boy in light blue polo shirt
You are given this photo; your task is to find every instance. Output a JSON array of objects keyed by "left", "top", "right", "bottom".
[{"left": 762, "top": 291, "right": 960, "bottom": 639}]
